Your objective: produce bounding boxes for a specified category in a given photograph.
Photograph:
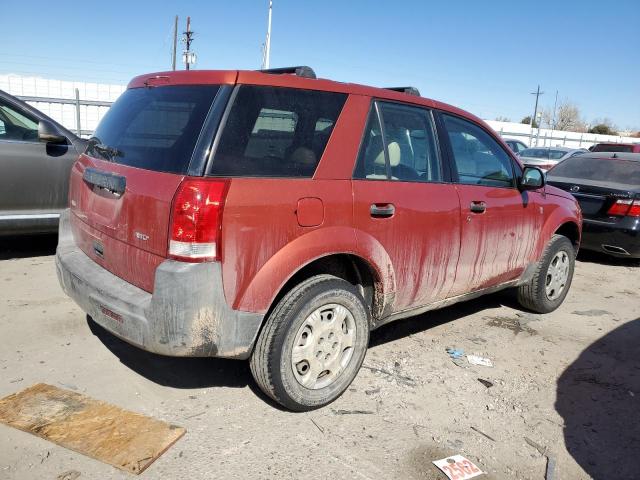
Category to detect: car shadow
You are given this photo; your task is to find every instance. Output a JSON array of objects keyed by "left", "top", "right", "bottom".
[
  {"left": 86, "top": 288, "right": 523, "bottom": 403},
  {"left": 87, "top": 316, "right": 251, "bottom": 389},
  {"left": 369, "top": 289, "right": 519, "bottom": 348},
  {"left": 577, "top": 249, "right": 640, "bottom": 267},
  {"left": 0, "top": 234, "right": 58, "bottom": 260},
  {"left": 556, "top": 317, "right": 640, "bottom": 478}
]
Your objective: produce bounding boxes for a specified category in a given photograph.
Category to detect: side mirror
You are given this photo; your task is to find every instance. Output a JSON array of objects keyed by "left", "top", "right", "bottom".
[
  {"left": 38, "top": 120, "right": 67, "bottom": 144},
  {"left": 519, "top": 166, "right": 545, "bottom": 190}
]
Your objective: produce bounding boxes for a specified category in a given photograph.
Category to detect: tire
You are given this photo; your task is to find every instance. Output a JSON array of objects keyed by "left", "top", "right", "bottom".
[
  {"left": 517, "top": 234, "right": 576, "bottom": 313},
  {"left": 250, "top": 274, "right": 370, "bottom": 411}
]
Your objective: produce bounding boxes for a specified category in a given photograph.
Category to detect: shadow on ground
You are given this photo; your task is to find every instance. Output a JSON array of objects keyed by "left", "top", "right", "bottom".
[
  {"left": 556, "top": 317, "right": 640, "bottom": 478},
  {"left": 369, "top": 289, "right": 520, "bottom": 348},
  {"left": 577, "top": 249, "right": 640, "bottom": 267},
  {"left": 0, "top": 234, "right": 57, "bottom": 260},
  {"left": 87, "top": 316, "right": 251, "bottom": 389}
]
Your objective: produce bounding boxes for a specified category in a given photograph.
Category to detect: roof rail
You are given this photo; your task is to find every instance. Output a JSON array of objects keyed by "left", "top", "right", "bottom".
[
  {"left": 384, "top": 86, "right": 421, "bottom": 96},
  {"left": 259, "top": 66, "right": 316, "bottom": 79}
]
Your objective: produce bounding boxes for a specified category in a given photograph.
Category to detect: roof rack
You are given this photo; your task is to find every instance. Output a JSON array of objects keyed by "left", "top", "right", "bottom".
[
  {"left": 385, "top": 86, "right": 421, "bottom": 96},
  {"left": 259, "top": 66, "right": 316, "bottom": 79}
]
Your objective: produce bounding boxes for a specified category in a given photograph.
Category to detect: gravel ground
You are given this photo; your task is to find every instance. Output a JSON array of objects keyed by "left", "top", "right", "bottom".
[{"left": 0, "top": 235, "right": 638, "bottom": 480}]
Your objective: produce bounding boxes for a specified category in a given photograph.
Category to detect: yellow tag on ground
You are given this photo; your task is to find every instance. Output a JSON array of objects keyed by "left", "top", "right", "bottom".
[{"left": 0, "top": 383, "right": 185, "bottom": 474}]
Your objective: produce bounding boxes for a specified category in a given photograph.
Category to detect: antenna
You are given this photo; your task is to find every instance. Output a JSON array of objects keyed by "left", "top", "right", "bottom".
[{"left": 262, "top": 0, "right": 273, "bottom": 69}]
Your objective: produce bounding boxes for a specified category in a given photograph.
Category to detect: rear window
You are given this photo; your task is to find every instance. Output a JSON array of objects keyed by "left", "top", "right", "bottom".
[
  {"left": 209, "top": 86, "right": 347, "bottom": 177},
  {"left": 548, "top": 157, "right": 640, "bottom": 185},
  {"left": 88, "top": 85, "right": 220, "bottom": 174},
  {"left": 592, "top": 144, "right": 634, "bottom": 153}
]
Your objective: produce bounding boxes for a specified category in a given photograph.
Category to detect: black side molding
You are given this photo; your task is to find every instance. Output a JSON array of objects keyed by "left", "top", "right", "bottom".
[{"left": 83, "top": 168, "right": 126, "bottom": 196}]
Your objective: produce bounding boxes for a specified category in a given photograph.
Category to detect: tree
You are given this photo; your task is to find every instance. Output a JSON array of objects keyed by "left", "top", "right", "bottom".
[
  {"left": 495, "top": 116, "right": 511, "bottom": 122},
  {"left": 554, "top": 101, "right": 586, "bottom": 132},
  {"left": 521, "top": 116, "right": 538, "bottom": 128},
  {"left": 588, "top": 118, "right": 617, "bottom": 135},
  {"left": 589, "top": 124, "right": 617, "bottom": 135}
]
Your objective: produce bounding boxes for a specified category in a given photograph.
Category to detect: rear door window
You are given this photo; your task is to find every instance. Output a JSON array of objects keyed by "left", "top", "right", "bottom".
[
  {"left": 354, "top": 101, "right": 442, "bottom": 182},
  {"left": 88, "top": 85, "right": 220, "bottom": 174},
  {"left": 209, "top": 86, "right": 347, "bottom": 177}
]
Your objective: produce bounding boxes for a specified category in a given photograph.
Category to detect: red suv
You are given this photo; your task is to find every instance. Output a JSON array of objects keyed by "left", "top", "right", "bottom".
[{"left": 56, "top": 67, "right": 581, "bottom": 410}]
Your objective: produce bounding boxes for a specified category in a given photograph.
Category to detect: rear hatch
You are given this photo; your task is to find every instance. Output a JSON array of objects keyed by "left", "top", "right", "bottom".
[
  {"left": 68, "top": 83, "right": 224, "bottom": 292},
  {"left": 546, "top": 156, "right": 640, "bottom": 223}
]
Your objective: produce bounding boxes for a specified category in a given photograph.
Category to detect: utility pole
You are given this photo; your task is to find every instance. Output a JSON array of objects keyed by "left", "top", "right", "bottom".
[
  {"left": 171, "top": 15, "right": 178, "bottom": 71},
  {"left": 529, "top": 85, "right": 544, "bottom": 146},
  {"left": 549, "top": 90, "right": 558, "bottom": 145},
  {"left": 182, "top": 16, "right": 196, "bottom": 70},
  {"left": 262, "top": 0, "right": 273, "bottom": 69}
]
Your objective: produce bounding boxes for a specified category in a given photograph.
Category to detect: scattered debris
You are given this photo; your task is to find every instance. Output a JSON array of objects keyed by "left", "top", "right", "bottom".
[
  {"left": 183, "top": 411, "right": 206, "bottom": 420},
  {"left": 446, "top": 347, "right": 465, "bottom": 359},
  {"left": 361, "top": 364, "right": 416, "bottom": 386},
  {"left": 432, "top": 454, "right": 484, "bottom": 479},
  {"left": 8, "top": 378, "right": 23, "bottom": 384},
  {"left": 309, "top": 418, "right": 324, "bottom": 434},
  {"left": 467, "top": 355, "right": 493, "bottom": 367},
  {"left": 524, "top": 436, "right": 547, "bottom": 456},
  {"left": 470, "top": 426, "right": 496, "bottom": 442},
  {"left": 546, "top": 455, "right": 556, "bottom": 480},
  {"left": 332, "top": 409, "right": 374, "bottom": 415},
  {"left": 477, "top": 378, "right": 493, "bottom": 388},
  {"left": 56, "top": 471, "right": 81, "bottom": 480},
  {"left": 571, "top": 309, "right": 611, "bottom": 317},
  {"left": 364, "top": 387, "right": 381, "bottom": 396}
]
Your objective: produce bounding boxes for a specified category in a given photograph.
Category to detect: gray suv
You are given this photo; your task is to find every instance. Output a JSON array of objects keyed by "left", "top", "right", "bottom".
[{"left": 0, "top": 90, "right": 86, "bottom": 235}]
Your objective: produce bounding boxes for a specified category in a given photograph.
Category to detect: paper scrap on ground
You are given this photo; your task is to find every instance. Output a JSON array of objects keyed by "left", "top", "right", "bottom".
[
  {"left": 0, "top": 383, "right": 185, "bottom": 474},
  {"left": 433, "top": 454, "right": 484, "bottom": 480},
  {"left": 467, "top": 355, "right": 493, "bottom": 367}
]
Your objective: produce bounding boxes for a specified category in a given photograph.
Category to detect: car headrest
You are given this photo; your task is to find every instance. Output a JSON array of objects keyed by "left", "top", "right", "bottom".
[{"left": 373, "top": 141, "right": 401, "bottom": 167}]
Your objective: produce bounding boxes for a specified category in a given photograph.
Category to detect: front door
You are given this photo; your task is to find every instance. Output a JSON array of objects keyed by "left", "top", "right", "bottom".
[
  {"left": 352, "top": 101, "right": 461, "bottom": 312},
  {"left": 438, "top": 113, "right": 541, "bottom": 295}
]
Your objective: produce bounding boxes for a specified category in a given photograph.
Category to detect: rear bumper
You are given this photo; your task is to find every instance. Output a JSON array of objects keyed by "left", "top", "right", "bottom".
[
  {"left": 581, "top": 218, "right": 640, "bottom": 258},
  {"left": 55, "top": 210, "right": 263, "bottom": 358}
]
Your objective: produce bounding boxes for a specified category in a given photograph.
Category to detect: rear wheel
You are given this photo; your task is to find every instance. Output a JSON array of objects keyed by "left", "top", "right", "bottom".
[
  {"left": 517, "top": 234, "right": 575, "bottom": 313},
  {"left": 250, "top": 275, "right": 369, "bottom": 411}
]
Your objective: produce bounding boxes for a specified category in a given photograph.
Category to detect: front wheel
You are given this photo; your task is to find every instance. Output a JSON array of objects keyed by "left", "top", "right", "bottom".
[
  {"left": 517, "top": 234, "right": 576, "bottom": 313},
  {"left": 250, "top": 275, "right": 370, "bottom": 411}
]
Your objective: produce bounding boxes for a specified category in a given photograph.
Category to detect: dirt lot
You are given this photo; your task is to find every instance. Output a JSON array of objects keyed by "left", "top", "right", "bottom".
[{"left": 0, "top": 236, "right": 638, "bottom": 480}]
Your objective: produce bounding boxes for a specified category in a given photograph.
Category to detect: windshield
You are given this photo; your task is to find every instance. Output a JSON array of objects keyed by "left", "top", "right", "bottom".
[
  {"left": 548, "top": 157, "right": 640, "bottom": 185},
  {"left": 88, "top": 85, "right": 220, "bottom": 174}
]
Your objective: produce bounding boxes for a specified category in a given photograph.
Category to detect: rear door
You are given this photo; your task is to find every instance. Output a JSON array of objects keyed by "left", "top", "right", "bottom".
[
  {"left": 352, "top": 101, "right": 461, "bottom": 311},
  {"left": 68, "top": 84, "right": 223, "bottom": 292},
  {"left": 438, "top": 113, "right": 541, "bottom": 295}
]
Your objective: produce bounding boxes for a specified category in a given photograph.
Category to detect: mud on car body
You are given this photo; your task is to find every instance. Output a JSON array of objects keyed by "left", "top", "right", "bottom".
[{"left": 56, "top": 67, "right": 581, "bottom": 410}]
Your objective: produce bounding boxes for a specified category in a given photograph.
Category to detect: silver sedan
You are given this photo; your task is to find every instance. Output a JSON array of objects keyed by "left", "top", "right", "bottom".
[{"left": 517, "top": 147, "right": 587, "bottom": 170}]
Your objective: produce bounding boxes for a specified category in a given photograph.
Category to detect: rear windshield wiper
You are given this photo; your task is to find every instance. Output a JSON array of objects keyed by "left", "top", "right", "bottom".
[{"left": 87, "top": 137, "right": 124, "bottom": 161}]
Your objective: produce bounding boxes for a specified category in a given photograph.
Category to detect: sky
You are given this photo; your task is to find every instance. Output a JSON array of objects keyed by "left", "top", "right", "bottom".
[{"left": 2, "top": 0, "right": 639, "bottom": 129}]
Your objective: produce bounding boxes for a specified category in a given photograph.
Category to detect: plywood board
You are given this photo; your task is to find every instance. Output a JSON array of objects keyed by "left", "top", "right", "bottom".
[{"left": 0, "top": 383, "right": 185, "bottom": 474}]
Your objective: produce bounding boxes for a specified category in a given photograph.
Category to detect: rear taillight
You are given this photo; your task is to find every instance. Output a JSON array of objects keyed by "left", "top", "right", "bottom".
[
  {"left": 168, "top": 179, "right": 229, "bottom": 262},
  {"left": 607, "top": 199, "right": 640, "bottom": 217}
]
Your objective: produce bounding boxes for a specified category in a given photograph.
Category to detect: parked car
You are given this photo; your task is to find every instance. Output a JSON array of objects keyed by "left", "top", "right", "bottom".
[
  {"left": 0, "top": 90, "right": 86, "bottom": 235},
  {"left": 517, "top": 147, "right": 587, "bottom": 170},
  {"left": 589, "top": 142, "right": 640, "bottom": 153},
  {"left": 547, "top": 152, "right": 640, "bottom": 258},
  {"left": 55, "top": 67, "right": 581, "bottom": 410},
  {"left": 503, "top": 138, "right": 528, "bottom": 154}
]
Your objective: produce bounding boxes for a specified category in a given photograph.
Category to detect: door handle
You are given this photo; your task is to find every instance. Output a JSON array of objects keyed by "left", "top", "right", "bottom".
[
  {"left": 469, "top": 201, "right": 486, "bottom": 214},
  {"left": 370, "top": 203, "right": 395, "bottom": 218}
]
